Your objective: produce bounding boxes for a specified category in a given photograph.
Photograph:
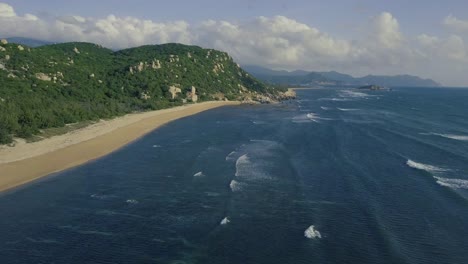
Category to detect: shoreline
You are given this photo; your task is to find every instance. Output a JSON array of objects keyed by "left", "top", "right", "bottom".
[{"left": 0, "top": 101, "right": 239, "bottom": 192}]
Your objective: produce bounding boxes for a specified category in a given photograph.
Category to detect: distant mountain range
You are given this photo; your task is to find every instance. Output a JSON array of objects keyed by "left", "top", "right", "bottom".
[
  {"left": 243, "top": 65, "right": 441, "bottom": 87},
  {"left": 5, "top": 37, "right": 53, "bottom": 47}
]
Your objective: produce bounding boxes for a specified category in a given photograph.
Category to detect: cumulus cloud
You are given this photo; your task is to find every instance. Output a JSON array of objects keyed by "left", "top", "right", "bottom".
[
  {"left": 2, "top": 2, "right": 468, "bottom": 85},
  {"left": 0, "top": 2, "right": 15, "bottom": 17},
  {"left": 444, "top": 15, "right": 468, "bottom": 32},
  {"left": 373, "top": 12, "right": 403, "bottom": 49}
]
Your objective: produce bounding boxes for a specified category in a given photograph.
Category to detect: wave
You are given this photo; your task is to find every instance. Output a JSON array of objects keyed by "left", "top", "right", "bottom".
[
  {"left": 318, "top": 97, "right": 350, "bottom": 102},
  {"left": 90, "top": 194, "right": 117, "bottom": 200},
  {"left": 126, "top": 199, "right": 139, "bottom": 204},
  {"left": 193, "top": 171, "right": 204, "bottom": 177},
  {"left": 304, "top": 225, "right": 322, "bottom": 239},
  {"left": 434, "top": 177, "right": 468, "bottom": 189},
  {"left": 235, "top": 154, "right": 251, "bottom": 177},
  {"left": 252, "top": 120, "right": 267, "bottom": 125},
  {"left": 292, "top": 113, "right": 322, "bottom": 123},
  {"left": 220, "top": 217, "right": 230, "bottom": 225},
  {"left": 230, "top": 180, "right": 242, "bottom": 192},
  {"left": 152, "top": 144, "right": 162, "bottom": 148},
  {"left": 320, "top": 106, "right": 332, "bottom": 110},
  {"left": 406, "top": 160, "right": 449, "bottom": 173},
  {"left": 406, "top": 159, "right": 468, "bottom": 191},
  {"left": 421, "top": 132, "right": 468, "bottom": 141},
  {"left": 225, "top": 151, "right": 238, "bottom": 161},
  {"left": 337, "top": 108, "right": 360, "bottom": 111},
  {"left": 339, "top": 90, "right": 372, "bottom": 98}
]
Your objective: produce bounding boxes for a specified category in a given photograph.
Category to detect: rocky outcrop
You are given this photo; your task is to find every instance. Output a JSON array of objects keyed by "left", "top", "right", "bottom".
[
  {"left": 186, "top": 86, "right": 198, "bottom": 102},
  {"left": 73, "top": 47, "right": 80, "bottom": 54},
  {"left": 168, "top": 85, "right": 182, "bottom": 99},
  {"left": 140, "top": 92, "right": 151, "bottom": 100},
  {"left": 151, "top": 59, "right": 161, "bottom": 69},
  {"left": 35, "top": 73, "right": 52, "bottom": 81}
]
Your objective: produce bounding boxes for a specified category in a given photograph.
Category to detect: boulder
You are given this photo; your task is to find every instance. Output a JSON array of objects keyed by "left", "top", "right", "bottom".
[
  {"left": 73, "top": 47, "right": 80, "bottom": 54},
  {"left": 17, "top": 45, "right": 24, "bottom": 51},
  {"left": 0, "top": 46, "right": 5, "bottom": 52},
  {"left": 0, "top": 39, "right": 8, "bottom": 45},
  {"left": 168, "top": 86, "right": 182, "bottom": 99},
  {"left": 35, "top": 73, "right": 52, "bottom": 81}
]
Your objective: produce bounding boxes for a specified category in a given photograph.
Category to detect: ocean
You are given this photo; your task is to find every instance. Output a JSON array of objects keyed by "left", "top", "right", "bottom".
[{"left": 1, "top": 87, "right": 468, "bottom": 264}]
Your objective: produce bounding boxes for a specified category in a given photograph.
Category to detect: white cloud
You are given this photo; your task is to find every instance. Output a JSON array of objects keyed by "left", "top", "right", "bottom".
[
  {"left": 2, "top": 2, "right": 468, "bottom": 85},
  {"left": 0, "top": 2, "right": 15, "bottom": 17},
  {"left": 444, "top": 15, "right": 468, "bottom": 32},
  {"left": 372, "top": 12, "right": 403, "bottom": 49},
  {"left": 417, "top": 34, "right": 439, "bottom": 47}
]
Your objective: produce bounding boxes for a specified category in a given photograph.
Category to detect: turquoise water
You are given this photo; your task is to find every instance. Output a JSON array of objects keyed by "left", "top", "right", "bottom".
[{"left": 1, "top": 87, "right": 468, "bottom": 263}]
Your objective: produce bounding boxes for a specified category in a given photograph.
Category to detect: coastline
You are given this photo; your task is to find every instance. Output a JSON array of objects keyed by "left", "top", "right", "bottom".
[{"left": 0, "top": 101, "right": 240, "bottom": 192}]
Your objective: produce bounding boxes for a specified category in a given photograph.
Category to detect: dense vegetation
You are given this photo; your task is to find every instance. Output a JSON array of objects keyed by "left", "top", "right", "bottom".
[{"left": 0, "top": 41, "right": 282, "bottom": 144}]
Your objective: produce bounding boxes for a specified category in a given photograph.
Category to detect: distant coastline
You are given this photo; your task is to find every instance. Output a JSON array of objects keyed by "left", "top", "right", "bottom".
[{"left": 0, "top": 101, "right": 239, "bottom": 192}]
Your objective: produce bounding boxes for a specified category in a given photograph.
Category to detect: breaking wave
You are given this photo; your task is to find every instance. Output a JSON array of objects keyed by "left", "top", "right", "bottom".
[
  {"left": 193, "top": 171, "right": 204, "bottom": 177},
  {"left": 434, "top": 177, "right": 468, "bottom": 189},
  {"left": 407, "top": 159, "right": 468, "bottom": 191},
  {"left": 292, "top": 113, "right": 323, "bottom": 123},
  {"left": 338, "top": 108, "right": 360, "bottom": 111},
  {"left": 304, "top": 225, "right": 322, "bottom": 239},
  {"left": 421, "top": 132, "right": 468, "bottom": 141},
  {"left": 220, "top": 217, "right": 230, "bottom": 225},
  {"left": 229, "top": 180, "right": 243, "bottom": 192},
  {"left": 406, "top": 160, "right": 449, "bottom": 173}
]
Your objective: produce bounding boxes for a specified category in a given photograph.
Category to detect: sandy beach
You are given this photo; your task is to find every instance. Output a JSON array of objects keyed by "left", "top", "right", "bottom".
[{"left": 0, "top": 101, "right": 239, "bottom": 192}]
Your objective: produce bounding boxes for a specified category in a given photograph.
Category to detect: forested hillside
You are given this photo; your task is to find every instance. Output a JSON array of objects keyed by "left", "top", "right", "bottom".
[{"left": 0, "top": 41, "right": 285, "bottom": 144}]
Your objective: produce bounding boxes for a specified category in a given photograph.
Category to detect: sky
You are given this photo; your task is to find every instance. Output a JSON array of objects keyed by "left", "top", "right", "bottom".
[{"left": 1, "top": 0, "right": 468, "bottom": 86}]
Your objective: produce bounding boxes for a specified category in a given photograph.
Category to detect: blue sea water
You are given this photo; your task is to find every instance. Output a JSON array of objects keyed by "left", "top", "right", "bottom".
[{"left": 1, "top": 87, "right": 468, "bottom": 263}]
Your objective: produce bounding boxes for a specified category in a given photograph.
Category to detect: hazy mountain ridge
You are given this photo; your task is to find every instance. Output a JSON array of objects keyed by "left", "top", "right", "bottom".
[
  {"left": 243, "top": 65, "right": 441, "bottom": 87},
  {"left": 0, "top": 41, "right": 286, "bottom": 144}
]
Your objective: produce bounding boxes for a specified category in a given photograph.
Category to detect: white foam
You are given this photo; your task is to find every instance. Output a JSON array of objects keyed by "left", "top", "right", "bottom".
[
  {"left": 230, "top": 180, "right": 242, "bottom": 192},
  {"left": 306, "top": 113, "right": 320, "bottom": 122},
  {"left": 304, "top": 225, "right": 321, "bottom": 239},
  {"left": 293, "top": 113, "right": 322, "bottom": 123},
  {"left": 90, "top": 194, "right": 116, "bottom": 200},
  {"left": 318, "top": 97, "right": 350, "bottom": 102},
  {"left": 339, "top": 90, "right": 371, "bottom": 98},
  {"left": 406, "top": 160, "right": 449, "bottom": 173},
  {"left": 337, "top": 108, "right": 359, "bottom": 111},
  {"left": 252, "top": 120, "right": 267, "bottom": 125},
  {"left": 320, "top": 106, "right": 332, "bottom": 110},
  {"left": 220, "top": 217, "right": 230, "bottom": 225},
  {"left": 152, "top": 144, "right": 162, "bottom": 148},
  {"left": 126, "top": 199, "right": 139, "bottom": 204},
  {"left": 226, "top": 151, "right": 237, "bottom": 161},
  {"left": 193, "top": 171, "right": 204, "bottom": 177},
  {"left": 235, "top": 154, "right": 251, "bottom": 176},
  {"left": 435, "top": 133, "right": 468, "bottom": 141},
  {"left": 434, "top": 177, "right": 468, "bottom": 189}
]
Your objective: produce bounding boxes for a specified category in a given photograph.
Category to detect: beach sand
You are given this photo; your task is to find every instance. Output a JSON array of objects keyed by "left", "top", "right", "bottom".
[{"left": 0, "top": 101, "right": 239, "bottom": 192}]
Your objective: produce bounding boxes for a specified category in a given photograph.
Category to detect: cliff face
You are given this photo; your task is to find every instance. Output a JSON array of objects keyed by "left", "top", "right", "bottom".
[{"left": 0, "top": 41, "right": 289, "bottom": 144}]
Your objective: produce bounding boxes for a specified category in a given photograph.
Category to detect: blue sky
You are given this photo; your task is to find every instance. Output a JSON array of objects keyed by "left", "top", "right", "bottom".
[{"left": 2, "top": 0, "right": 468, "bottom": 86}]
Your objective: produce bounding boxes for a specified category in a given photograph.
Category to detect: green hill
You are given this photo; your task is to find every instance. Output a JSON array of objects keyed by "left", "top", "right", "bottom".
[{"left": 0, "top": 41, "right": 286, "bottom": 144}]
